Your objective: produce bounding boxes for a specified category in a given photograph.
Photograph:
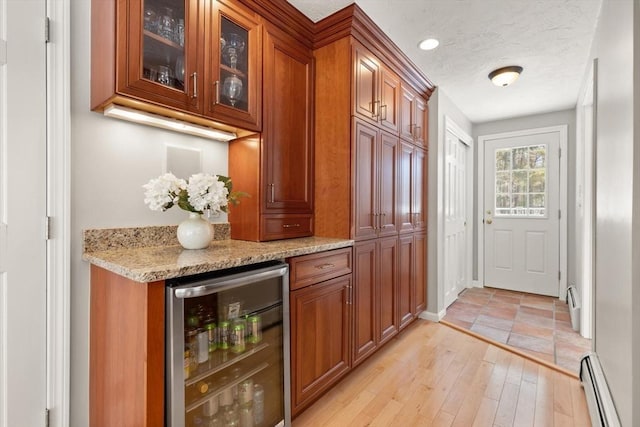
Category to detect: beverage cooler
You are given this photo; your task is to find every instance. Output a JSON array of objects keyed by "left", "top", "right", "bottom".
[{"left": 166, "top": 261, "right": 291, "bottom": 427}]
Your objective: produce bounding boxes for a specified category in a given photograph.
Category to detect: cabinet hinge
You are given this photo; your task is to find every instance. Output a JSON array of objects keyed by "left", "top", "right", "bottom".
[
  {"left": 45, "top": 408, "right": 50, "bottom": 427},
  {"left": 45, "top": 17, "right": 51, "bottom": 43},
  {"left": 44, "top": 216, "right": 52, "bottom": 240}
]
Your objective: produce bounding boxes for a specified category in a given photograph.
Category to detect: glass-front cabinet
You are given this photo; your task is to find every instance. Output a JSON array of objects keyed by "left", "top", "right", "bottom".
[
  {"left": 205, "top": 0, "right": 262, "bottom": 131},
  {"left": 123, "top": 0, "right": 202, "bottom": 112},
  {"left": 106, "top": 0, "right": 261, "bottom": 131}
]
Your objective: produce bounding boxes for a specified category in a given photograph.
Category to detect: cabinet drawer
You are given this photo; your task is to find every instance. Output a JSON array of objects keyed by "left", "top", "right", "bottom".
[
  {"left": 260, "top": 214, "right": 313, "bottom": 241},
  {"left": 289, "top": 247, "right": 353, "bottom": 290}
]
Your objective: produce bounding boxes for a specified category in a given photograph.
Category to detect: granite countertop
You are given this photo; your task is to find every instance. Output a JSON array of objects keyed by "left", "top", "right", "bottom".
[{"left": 83, "top": 227, "right": 353, "bottom": 282}]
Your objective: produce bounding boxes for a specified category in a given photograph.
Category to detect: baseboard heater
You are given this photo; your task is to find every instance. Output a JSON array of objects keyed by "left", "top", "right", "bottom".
[
  {"left": 579, "top": 352, "right": 621, "bottom": 427},
  {"left": 566, "top": 285, "right": 580, "bottom": 331}
]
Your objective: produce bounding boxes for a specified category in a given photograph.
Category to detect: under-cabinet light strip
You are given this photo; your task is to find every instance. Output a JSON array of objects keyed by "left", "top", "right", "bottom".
[{"left": 103, "top": 104, "right": 237, "bottom": 142}]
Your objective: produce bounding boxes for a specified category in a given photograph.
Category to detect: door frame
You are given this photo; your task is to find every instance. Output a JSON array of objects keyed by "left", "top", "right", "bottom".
[
  {"left": 46, "top": 0, "right": 71, "bottom": 425},
  {"left": 442, "top": 116, "right": 473, "bottom": 306},
  {"left": 477, "top": 125, "right": 568, "bottom": 298}
]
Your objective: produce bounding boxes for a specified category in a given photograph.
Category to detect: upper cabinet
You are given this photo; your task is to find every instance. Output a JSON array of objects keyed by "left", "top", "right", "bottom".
[
  {"left": 205, "top": 0, "right": 262, "bottom": 130},
  {"left": 400, "top": 83, "right": 428, "bottom": 148},
  {"left": 352, "top": 41, "right": 400, "bottom": 133},
  {"left": 92, "top": 0, "right": 261, "bottom": 133}
]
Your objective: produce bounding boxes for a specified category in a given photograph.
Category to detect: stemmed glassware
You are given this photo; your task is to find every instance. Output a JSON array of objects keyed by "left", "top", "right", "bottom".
[{"left": 221, "top": 33, "right": 245, "bottom": 107}]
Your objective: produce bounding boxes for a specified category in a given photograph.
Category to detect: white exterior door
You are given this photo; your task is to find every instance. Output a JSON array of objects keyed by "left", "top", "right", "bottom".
[
  {"left": 483, "top": 130, "right": 560, "bottom": 296},
  {"left": 444, "top": 130, "right": 470, "bottom": 306},
  {"left": 0, "top": 0, "right": 48, "bottom": 425}
]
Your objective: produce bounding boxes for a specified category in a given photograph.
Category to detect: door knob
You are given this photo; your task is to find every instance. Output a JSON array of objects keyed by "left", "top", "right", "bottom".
[{"left": 486, "top": 219, "right": 493, "bottom": 225}]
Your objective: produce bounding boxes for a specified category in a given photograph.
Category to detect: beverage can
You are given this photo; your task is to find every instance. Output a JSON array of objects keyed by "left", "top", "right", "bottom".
[
  {"left": 197, "top": 329, "right": 209, "bottom": 363},
  {"left": 247, "top": 315, "right": 262, "bottom": 344},
  {"left": 205, "top": 321, "right": 217, "bottom": 352},
  {"left": 232, "top": 324, "right": 246, "bottom": 353},
  {"left": 218, "top": 321, "right": 230, "bottom": 350},
  {"left": 238, "top": 378, "right": 253, "bottom": 405},
  {"left": 202, "top": 395, "right": 219, "bottom": 417},
  {"left": 239, "top": 404, "right": 254, "bottom": 427},
  {"left": 253, "top": 383, "right": 264, "bottom": 425}
]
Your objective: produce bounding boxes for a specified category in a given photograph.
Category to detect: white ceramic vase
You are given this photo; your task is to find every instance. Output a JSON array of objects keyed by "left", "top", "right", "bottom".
[{"left": 177, "top": 212, "right": 213, "bottom": 249}]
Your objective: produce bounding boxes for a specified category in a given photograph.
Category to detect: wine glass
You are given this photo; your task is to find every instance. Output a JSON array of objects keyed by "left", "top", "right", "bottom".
[
  {"left": 223, "top": 74, "right": 243, "bottom": 107},
  {"left": 222, "top": 33, "right": 245, "bottom": 69}
]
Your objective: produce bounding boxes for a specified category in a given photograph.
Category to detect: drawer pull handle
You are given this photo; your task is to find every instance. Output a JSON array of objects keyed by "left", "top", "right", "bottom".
[
  {"left": 315, "top": 263, "right": 335, "bottom": 270},
  {"left": 282, "top": 223, "right": 300, "bottom": 229}
]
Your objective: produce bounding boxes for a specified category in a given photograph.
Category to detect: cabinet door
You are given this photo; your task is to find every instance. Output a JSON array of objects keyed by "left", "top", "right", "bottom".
[
  {"left": 412, "top": 148, "right": 427, "bottom": 231},
  {"left": 379, "top": 66, "right": 400, "bottom": 132},
  {"left": 413, "top": 232, "right": 427, "bottom": 314},
  {"left": 398, "top": 142, "right": 415, "bottom": 233},
  {"left": 353, "top": 241, "right": 377, "bottom": 367},
  {"left": 123, "top": 0, "right": 201, "bottom": 112},
  {"left": 378, "top": 131, "right": 399, "bottom": 236},
  {"left": 291, "top": 276, "right": 351, "bottom": 416},
  {"left": 414, "top": 96, "right": 428, "bottom": 148},
  {"left": 352, "top": 42, "right": 380, "bottom": 123},
  {"left": 399, "top": 84, "right": 415, "bottom": 142},
  {"left": 378, "top": 237, "right": 398, "bottom": 345},
  {"left": 262, "top": 25, "right": 314, "bottom": 214},
  {"left": 353, "top": 119, "right": 378, "bottom": 240},
  {"left": 398, "top": 234, "right": 414, "bottom": 330},
  {"left": 206, "top": 0, "right": 262, "bottom": 131}
]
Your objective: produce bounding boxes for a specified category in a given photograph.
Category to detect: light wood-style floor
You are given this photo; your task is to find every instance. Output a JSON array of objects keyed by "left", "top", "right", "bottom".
[{"left": 293, "top": 320, "right": 591, "bottom": 427}]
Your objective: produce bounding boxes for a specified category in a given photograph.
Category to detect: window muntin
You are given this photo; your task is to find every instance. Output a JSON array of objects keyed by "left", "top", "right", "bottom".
[{"left": 494, "top": 144, "right": 547, "bottom": 217}]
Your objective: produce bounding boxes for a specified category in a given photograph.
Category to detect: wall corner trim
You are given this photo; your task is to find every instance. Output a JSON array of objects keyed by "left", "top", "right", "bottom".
[{"left": 420, "top": 309, "right": 446, "bottom": 322}]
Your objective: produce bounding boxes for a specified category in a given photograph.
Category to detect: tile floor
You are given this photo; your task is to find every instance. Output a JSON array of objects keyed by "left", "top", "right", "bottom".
[{"left": 441, "top": 286, "right": 592, "bottom": 374}]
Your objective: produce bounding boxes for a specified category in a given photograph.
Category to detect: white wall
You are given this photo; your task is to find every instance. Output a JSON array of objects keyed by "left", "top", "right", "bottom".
[
  {"left": 70, "top": 1, "right": 229, "bottom": 425},
  {"left": 584, "top": 0, "right": 638, "bottom": 424},
  {"left": 473, "top": 109, "right": 577, "bottom": 288},
  {"left": 427, "top": 88, "right": 473, "bottom": 316}
]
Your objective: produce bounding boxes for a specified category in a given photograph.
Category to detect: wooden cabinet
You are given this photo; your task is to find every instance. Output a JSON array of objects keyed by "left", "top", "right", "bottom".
[
  {"left": 414, "top": 232, "right": 427, "bottom": 314},
  {"left": 398, "top": 142, "right": 427, "bottom": 233},
  {"left": 352, "top": 237, "right": 398, "bottom": 367},
  {"left": 398, "top": 234, "right": 414, "bottom": 330},
  {"left": 204, "top": 0, "right": 262, "bottom": 130},
  {"left": 352, "top": 41, "right": 400, "bottom": 133},
  {"left": 89, "top": 266, "right": 165, "bottom": 427},
  {"left": 92, "top": 0, "right": 261, "bottom": 134},
  {"left": 398, "top": 232, "right": 427, "bottom": 330},
  {"left": 400, "top": 83, "right": 428, "bottom": 147},
  {"left": 229, "top": 23, "right": 314, "bottom": 241},
  {"left": 288, "top": 249, "right": 353, "bottom": 417},
  {"left": 353, "top": 118, "right": 398, "bottom": 240}
]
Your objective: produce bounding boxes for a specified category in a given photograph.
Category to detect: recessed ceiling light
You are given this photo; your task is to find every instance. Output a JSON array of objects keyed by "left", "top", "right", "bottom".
[
  {"left": 488, "top": 66, "right": 523, "bottom": 87},
  {"left": 418, "top": 38, "right": 439, "bottom": 51}
]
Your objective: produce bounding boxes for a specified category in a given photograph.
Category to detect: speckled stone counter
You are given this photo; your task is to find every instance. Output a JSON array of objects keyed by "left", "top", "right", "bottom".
[{"left": 82, "top": 230, "right": 353, "bottom": 282}]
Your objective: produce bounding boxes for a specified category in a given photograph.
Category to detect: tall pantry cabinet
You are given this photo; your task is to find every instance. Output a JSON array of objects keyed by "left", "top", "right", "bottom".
[{"left": 314, "top": 5, "right": 433, "bottom": 369}]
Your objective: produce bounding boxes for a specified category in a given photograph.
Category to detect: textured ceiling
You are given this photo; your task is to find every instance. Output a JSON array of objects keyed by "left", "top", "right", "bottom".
[{"left": 286, "top": 0, "right": 602, "bottom": 123}]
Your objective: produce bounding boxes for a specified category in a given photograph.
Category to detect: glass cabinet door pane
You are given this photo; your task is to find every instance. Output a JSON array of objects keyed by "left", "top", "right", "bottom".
[
  {"left": 219, "top": 17, "right": 249, "bottom": 111},
  {"left": 142, "top": 0, "right": 186, "bottom": 91}
]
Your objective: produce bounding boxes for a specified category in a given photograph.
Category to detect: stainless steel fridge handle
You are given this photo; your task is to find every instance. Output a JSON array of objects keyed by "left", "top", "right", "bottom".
[{"left": 174, "top": 266, "right": 288, "bottom": 299}]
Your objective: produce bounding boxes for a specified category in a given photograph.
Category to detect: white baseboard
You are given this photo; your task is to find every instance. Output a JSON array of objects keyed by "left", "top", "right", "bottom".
[
  {"left": 420, "top": 309, "right": 446, "bottom": 322},
  {"left": 471, "top": 280, "right": 483, "bottom": 288}
]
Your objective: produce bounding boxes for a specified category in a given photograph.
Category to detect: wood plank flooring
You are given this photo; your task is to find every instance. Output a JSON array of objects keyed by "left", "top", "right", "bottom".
[{"left": 292, "top": 320, "right": 590, "bottom": 427}]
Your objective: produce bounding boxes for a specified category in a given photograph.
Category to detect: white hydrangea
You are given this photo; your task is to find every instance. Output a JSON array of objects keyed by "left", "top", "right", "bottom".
[
  {"left": 142, "top": 173, "right": 186, "bottom": 211},
  {"left": 186, "top": 173, "right": 229, "bottom": 213}
]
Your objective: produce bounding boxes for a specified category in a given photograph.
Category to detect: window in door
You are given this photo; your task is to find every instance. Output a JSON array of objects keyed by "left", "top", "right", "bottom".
[{"left": 495, "top": 144, "right": 547, "bottom": 217}]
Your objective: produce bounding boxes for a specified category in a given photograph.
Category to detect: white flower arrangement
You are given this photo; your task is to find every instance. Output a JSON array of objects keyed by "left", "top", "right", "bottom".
[{"left": 143, "top": 172, "right": 246, "bottom": 214}]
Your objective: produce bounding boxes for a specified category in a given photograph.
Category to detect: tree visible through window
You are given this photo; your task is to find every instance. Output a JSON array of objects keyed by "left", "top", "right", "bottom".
[{"left": 495, "top": 144, "right": 546, "bottom": 217}]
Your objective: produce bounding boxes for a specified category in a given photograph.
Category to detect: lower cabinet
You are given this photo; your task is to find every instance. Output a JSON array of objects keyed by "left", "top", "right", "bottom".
[
  {"left": 352, "top": 237, "right": 398, "bottom": 367},
  {"left": 288, "top": 249, "right": 353, "bottom": 417},
  {"left": 398, "top": 232, "right": 428, "bottom": 331}
]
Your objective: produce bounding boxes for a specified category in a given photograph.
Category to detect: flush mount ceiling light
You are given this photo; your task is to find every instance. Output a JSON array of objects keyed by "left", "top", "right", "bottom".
[
  {"left": 488, "top": 65, "right": 523, "bottom": 87},
  {"left": 103, "top": 105, "right": 237, "bottom": 141},
  {"left": 418, "top": 38, "right": 439, "bottom": 51}
]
